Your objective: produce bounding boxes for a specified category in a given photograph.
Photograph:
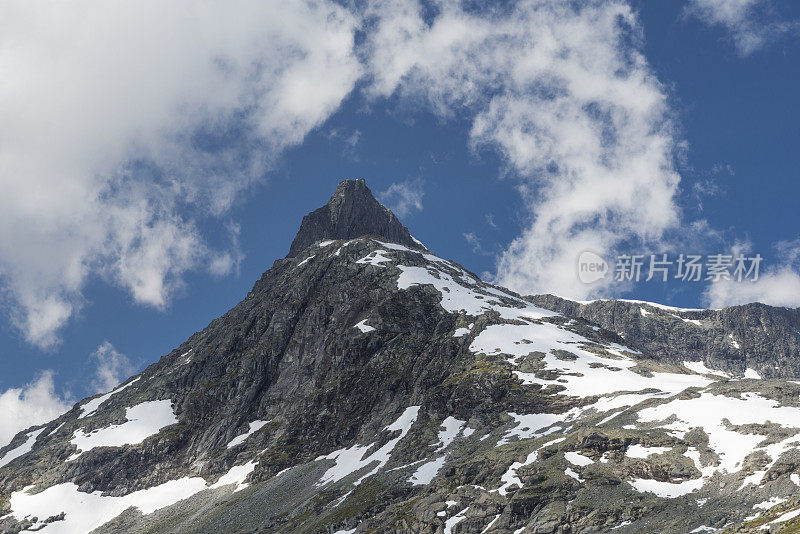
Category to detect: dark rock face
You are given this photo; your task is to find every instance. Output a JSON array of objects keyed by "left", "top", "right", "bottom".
[
  {"left": 287, "top": 179, "right": 424, "bottom": 257},
  {"left": 529, "top": 294, "right": 800, "bottom": 379}
]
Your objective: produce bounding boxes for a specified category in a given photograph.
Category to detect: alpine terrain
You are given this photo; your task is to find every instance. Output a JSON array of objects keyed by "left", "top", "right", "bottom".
[{"left": 3, "top": 179, "right": 800, "bottom": 534}]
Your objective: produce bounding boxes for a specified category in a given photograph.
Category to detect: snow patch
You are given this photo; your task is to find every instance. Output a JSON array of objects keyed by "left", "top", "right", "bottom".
[
  {"left": 8, "top": 455, "right": 266, "bottom": 533},
  {"left": 296, "top": 254, "right": 315, "bottom": 267},
  {"left": 564, "top": 451, "right": 593, "bottom": 466},
  {"left": 318, "top": 406, "right": 420, "bottom": 486},
  {"left": 577, "top": 298, "right": 707, "bottom": 312},
  {"left": 482, "top": 514, "right": 500, "bottom": 533},
  {"left": 635, "top": 392, "right": 800, "bottom": 490},
  {"left": 453, "top": 327, "right": 471, "bottom": 337},
  {"left": 500, "top": 412, "right": 568, "bottom": 444},
  {"left": 0, "top": 428, "right": 46, "bottom": 469},
  {"left": 683, "top": 361, "right": 731, "bottom": 379},
  {"left": 629, "top": 477, "right": 703, "bottom": 498},
  {"left": 492, "top": 437, "right": 563, "bottom": 496},
  {"left": 210, "top": 460, "right": 258, "bottom": 492},
  {"left": 470, "top": 320, "right": 707, "bottom": 408},
  {"left": 356, "top": 249, "right": 392, "bottom": 266},
  {"left": 494, "top": 450, "right": 538, "bottom": 496},
  {"left": 396, "top": 263, "right": 553, "bottom": 322},
  {"left": 410, "top": 235, "right": 426, "bottom": 249},
  {"left": 564, "top": 467, "right": 583, "bottom": 482},
  {"left": 78, "top": 377, "right": 141, "bottom": 419},
  {"left": 70, "top": 400, "right": 177, "bottom": 459},
  {"left": 743, "top": 368, "right": 761, "bottom": 379},
  {"left": 354, "top": 319, "right": 375, "bottom": 333},
  {"left": 444, "top": 507, "right": 469, "bottom": 534},
  {"left": 408, "top": 456, "right": 446, "bottom": 485},
  {"left": 226, "top": 420, "right": 270, "bottom": 449},
  {"left": 769, "top": 508, "right": 800, "bottom": 525},
  {"left": 671, "top": 314, "right": 702, "bottom": 326},
  {"left": 408, "top": 417, "right": 467, "bottom": 485},
  {"left": 754, "top": 496, "right": 787, "bottom": 510},
  {"left": 626, "top": 444, "right": 671, "bottom": 459},
  {"left": 436, "top": 417, "right": 466, "bottom": 451}
]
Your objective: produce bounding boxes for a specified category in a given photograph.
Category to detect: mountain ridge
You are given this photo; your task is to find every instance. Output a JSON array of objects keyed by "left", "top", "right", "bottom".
[
  {"left": 2, "top": 180, "right": 800, "bottom": 533},
  {"left": 529, "top": 294, "right": 800, "bottom": 379}
]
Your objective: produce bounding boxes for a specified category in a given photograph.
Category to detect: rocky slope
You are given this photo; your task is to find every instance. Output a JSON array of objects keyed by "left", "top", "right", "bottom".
[
  {"left": 529, "top": 295, "right": 800, "bottom": 379},
  {"left": 1, "top": 181, "right": 800, "bottom": 533}
]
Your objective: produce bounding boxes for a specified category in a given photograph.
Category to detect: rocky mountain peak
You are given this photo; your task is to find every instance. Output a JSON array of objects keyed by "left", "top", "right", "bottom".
[
  {"left": 287, "top": 179, "right": 424, "bottom": 257},
  {"left": 6, "top": 182, "right": 800, "bottom": 533}
]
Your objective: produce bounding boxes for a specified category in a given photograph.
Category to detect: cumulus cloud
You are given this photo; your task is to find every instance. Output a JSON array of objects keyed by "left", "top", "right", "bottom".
[
  {"left": 704, "top": 239, "right": 800, "bottom": 308},
  {"left": 365, "top": 0, "right": 681, "bottom": 299},
  {"left": 685, "top": 0, "right": 800, "bottom": 55},
  {"left": 704, "top": 267, "right": 800, "bottom": 308},
  {"left": 0, "top": 371, "right": 71, "bottom": 448},
  {"left": 379, "top": 179, "right": 425, "bottom": 218},
  {"left": 89, "top": 342, "right": 136, "bottom": 394},
  {"left": 0, "top": 0, "right": 361, "bottom": 347},
  {"left": 8, "top": 0, "right": 795, "bottom": 347}
]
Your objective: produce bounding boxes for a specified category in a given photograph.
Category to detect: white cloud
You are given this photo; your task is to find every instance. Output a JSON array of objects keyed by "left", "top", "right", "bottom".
[
  {"left": 704, "top": 267, "right": 800, "bottom": 308},
  {"left": 0, "top": 371, "right": 71, "bottom": 448},
  {"left": 0, "top": 0, "right": 361, "bottom": 348},
  {"left": 685, "top": 0, "right": 799, "bottom": 55},
  {"left": 379, "top": 179, "right": 425, "bottom": 218},
  {"left": 8, "top": 0, "right": 794, "bottom": 345},
  {"left": 703, "top": 239, "right": 800, "bottom": 308},
  {"left": 365, "top": 0, "right": 681, "bottom": 299},
  {"left": 90, "top": 342, "right": 136, "bottom": 394},
  {"left": 464, "top": 232, "right": 481, "bottom": 253}
]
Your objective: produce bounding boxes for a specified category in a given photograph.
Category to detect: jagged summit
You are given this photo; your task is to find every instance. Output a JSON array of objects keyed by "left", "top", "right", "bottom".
[{"left": 287, "top": 179, "right": 424, "bottom": 257}]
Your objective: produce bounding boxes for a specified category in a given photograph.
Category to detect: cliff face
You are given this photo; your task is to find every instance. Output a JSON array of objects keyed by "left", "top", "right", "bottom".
[
  {"left": 287, "top": 179, "right": 424, "bottom": 257},
  {"left": 2, "top": 182, "right": 800, "bottom": 534}
]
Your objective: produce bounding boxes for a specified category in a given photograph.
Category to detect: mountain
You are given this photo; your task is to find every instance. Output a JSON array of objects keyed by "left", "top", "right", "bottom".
[{"left": 2, "top": 181, "right": 800, "bottom": 533}]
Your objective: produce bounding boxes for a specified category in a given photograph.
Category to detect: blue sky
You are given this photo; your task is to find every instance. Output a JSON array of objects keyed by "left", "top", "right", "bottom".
[{"left": 1, "top": 0, "right": 799, "bottom": 444}]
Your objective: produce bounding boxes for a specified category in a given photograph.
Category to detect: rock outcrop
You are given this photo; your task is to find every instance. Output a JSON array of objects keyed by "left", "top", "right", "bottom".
[{"left": 287, "top": 178, "right": 424, "bottom": 257}]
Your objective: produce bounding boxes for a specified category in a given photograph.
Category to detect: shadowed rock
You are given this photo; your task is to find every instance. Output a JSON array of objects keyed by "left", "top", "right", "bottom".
[{"left": 287, "top": 179, "right": 424, "bottom": 257}]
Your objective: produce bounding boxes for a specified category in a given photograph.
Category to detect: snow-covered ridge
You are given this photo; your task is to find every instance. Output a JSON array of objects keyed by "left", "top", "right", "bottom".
[
  {"left": 574, "top": 298, "right": 709, "bottom": 313},
  {"left": 329, "top": 239, "right": 800, "bottom": 505}
]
